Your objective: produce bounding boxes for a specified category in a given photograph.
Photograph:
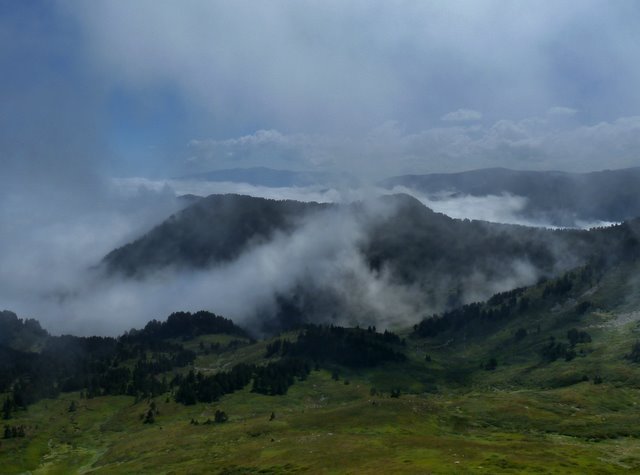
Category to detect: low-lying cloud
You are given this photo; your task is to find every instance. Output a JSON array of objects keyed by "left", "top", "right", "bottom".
[
  {"left": 0, "top": 183, "right": 183, "bottom": 335},
  {"left": 1, "top": 178, "right": 557, "bottom": 337},
  {"left": 115, "top": 177, "right": 616, "bottom": 230},
  {"left": 0, "top": 191, "right": 425, "bottom": 336}
]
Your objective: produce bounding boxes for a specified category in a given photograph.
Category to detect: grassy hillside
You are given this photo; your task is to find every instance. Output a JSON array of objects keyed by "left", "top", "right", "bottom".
[
  {"left": 2, "top": 365, "right": 639, "bottom": 473},
  {"left": 3, "top": 258, "right": 640, "bottom": 473}
]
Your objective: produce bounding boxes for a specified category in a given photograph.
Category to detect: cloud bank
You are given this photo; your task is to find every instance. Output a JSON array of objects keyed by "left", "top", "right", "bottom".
[
  {"left": 0, "top": 178, "right": 555, "bottom": 337},
  {"left": 63, "top": 1, "right": 640, "bottom": 136},
  {"left": 0, "top": 192, "right": 424, "bottom": 336},
  {"left": 185, "top": 115, "right": 640, "bottom": 179}
]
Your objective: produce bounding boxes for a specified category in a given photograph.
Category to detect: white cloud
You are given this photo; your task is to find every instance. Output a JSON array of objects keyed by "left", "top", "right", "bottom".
[
  {"left": 185, "top": 114, "right": 640, "bottom": 178},
  {"left": 547, "top": 106, "right": 578, "bottom": 117},
  {"left": 1, "top": 168, "right": 615, "bottom": 336},
  {"left": 114, "top": 177, "right": 358, "bottom": 204},
  {"left": 62, "top": 1, "right": 640, "bottom": 138},
  {"left": 441, "top": 109, "right": 483, "bottom": 122},
  {"left": 0, "top": 183, "right": 186, "bottom": 335},
  {"left": 0, "top": 189, "right": 426, "bottom": 336}
]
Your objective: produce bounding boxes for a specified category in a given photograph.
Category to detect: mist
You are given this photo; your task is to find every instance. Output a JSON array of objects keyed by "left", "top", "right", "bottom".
[
  {"left": 0, "top": 191, "right": 414, "bottom": 335},
  {"left": 1, "top": 179, "right": 558, "bottom": 337},
  {"left": 0, "top": 180, "right": 182, "bottom": 332},
  {"left": 115, "top": 177, "right": 617, "bottom": 229},
  {"left": 0, "top": 163, "right": 618, "bottom": 337}
]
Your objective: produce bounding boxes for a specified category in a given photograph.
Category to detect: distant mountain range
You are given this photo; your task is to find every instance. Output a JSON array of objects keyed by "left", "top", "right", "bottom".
[{"left": 381, "top": 167, "right": 640, "bottom": 226}]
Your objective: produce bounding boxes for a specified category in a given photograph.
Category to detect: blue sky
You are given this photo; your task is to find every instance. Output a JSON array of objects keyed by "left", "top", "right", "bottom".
[{"left": 2, "top": 0, "right": 640, "bottom": 181}]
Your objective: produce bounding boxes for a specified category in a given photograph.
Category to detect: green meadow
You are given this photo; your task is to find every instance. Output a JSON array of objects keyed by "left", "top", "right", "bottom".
[
  {"left": 3, "top": 263, "right": 640, "bottom": 474},
  {"left": 3, "top": 337, "right": 640, "bottom": 473},
  {"left": 2, "top": 374, "right": 640, "bottom": 473}
]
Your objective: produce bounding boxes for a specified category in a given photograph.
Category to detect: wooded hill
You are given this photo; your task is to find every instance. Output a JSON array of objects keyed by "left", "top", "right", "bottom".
[{"left": 100, "top": 193, "right": 640, "bottom": 330}]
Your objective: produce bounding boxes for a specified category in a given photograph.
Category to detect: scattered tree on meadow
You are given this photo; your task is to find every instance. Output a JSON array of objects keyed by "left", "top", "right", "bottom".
[
  {"left": 214, "top": 410, "right": 228, "bottom": 423},
  {"left": 484, "top": 358, "right": 498, "bottom": 371},
  {"left": 567, "top": 328, "right": 591, "bottom": 346},
  {"left": 626, "top": 341, "right": 640, "bottom": 363},
  {"left": 143, "top": 409, "right": 155, "bottom": 424}
]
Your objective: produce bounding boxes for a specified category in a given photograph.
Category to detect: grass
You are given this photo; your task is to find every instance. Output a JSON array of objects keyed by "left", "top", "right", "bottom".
[
  {"left": 3, "top": 265, "right": 640, "bottom": 473},
  {"left": 2, "top": 364, "right": 640, "bottom": 474}
]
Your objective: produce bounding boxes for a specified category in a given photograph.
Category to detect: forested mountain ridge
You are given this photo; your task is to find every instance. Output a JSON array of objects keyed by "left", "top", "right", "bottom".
[
  {"left": 0, "top": 311, "right": 48, "bottom": 352},
  {"left": 104, "top": 193, "right": 640, "bottom": 281},
  {"left": 102, "top": 194, "right": 329, "bottom": 276},
  {"left": 363, "top": 196, "right": 640, "bottom": 284},
  {"left": 0, "top": 311, "right": 250, "bottom": 409},
  {"left": 5, "top": 222, "right": 640, "bottom": 413},
  {"left": 0, "top": 309, "right": 406, "bottom": 415},
  {"left": 101, "top": 193, "right": 640, "bottom": 330}
]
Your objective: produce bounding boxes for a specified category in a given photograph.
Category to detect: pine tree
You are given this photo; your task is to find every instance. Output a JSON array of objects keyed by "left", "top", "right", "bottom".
[
  {"left": 143, "top": 409, "right": 155, "bottom": 424},
  {"left": 214, "top": 410, "right": 228, "bottom": 423},
  {"left": 2, "top": 398, "right": 11, "bottom": 420}
]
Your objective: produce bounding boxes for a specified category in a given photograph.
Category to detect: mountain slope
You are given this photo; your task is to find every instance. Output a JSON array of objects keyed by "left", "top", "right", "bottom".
[
  {"left": 102, "top": 194, "right": 329, "bottom": 276},
  {"left": 99, "top": 193, "right": 640, "bottom": 331},
  {"left": 104, "top": 192, "right": 587, "bottom": 281}
]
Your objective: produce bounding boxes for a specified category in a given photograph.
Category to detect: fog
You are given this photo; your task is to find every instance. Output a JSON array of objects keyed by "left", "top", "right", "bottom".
[
  {"left": 0, "top": 171, "right": 619, "bottom": 337},
  {"left": 0, "top": 186, "right": 418, "bottom": 335},
  {"left": 0, "top": 184, "right": 182, "bottom": 334}
]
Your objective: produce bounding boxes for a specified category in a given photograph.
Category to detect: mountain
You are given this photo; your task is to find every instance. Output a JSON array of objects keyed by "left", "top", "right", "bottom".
[
  {"left": 381, "top": 167, "right": 640, "bottom": 226},
  {"left": 102, "top": 194, "right": 329, "bottom": 276},
  {"left": 100, "top": 193, "right": 640, "bottom": 331},
  {"left": 178, "top": 166, "right": 340, "bottom": 187},
  {"left": 104, "top": 193, "right": 591, "bottom": 280}
]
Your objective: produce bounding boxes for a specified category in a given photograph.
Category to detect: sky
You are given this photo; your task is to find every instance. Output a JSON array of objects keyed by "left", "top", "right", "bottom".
[
  {"left": 2, "top": 1, "right": 640, "bottom": 334},
  {"left": 3, "top": 0, "right": 640, "bottom": 183}
]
